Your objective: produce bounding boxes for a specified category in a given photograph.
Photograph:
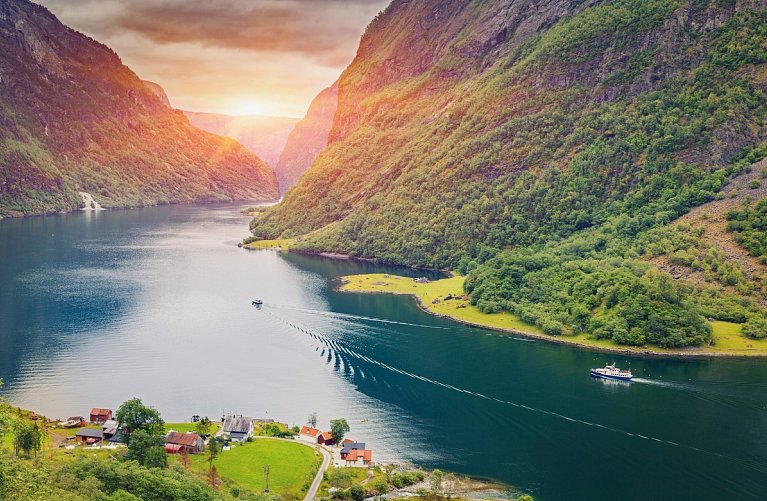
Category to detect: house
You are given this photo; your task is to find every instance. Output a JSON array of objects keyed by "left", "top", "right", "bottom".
[
  {"left": 317, "top": 431, "right": 335, "bottom": 446},
  {"left": 340, "top": 442, "right": 365, "bottom": 459},
  {"left": 75, "top": 427, "right": 103, "bottom": 445},
  {"left": 343, "top": 448, "right": 373, "bottom": 466},
  {"left": 222, "top": 415, "right": 254, "bottom": 442},
  {"left": 101, "top": 419, "right": 119, "bottom": 439},
  {"left": 299, "top": 426, "right": 320, "bottom": 442},
  {"left": 165, "top": 431, "right": 204, "bottom": 454},
  {"left": 89, "top": 408, "right": 112, "bottom": 424}
]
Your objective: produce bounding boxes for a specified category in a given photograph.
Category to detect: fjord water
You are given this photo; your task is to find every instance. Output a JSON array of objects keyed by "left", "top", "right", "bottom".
[{"left": 1, "top": 205, "right": 766, "bottom": 500}]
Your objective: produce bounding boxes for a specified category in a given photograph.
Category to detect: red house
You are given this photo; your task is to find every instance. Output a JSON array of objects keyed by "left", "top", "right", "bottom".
[
  {"left": 165, "top": 431, "right": 204, "bottom": 454},
  {"left": 317, "top": 431, "right": 335, "bottom": 446},
  {"left": 90, "top": 408, "right": 113, "bottom": 424}
]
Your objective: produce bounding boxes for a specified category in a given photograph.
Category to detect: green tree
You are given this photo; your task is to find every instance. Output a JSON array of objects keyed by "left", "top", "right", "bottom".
[
  {"left": 12, "top": 421, "right": 43, "bottom": 457},
  {"left": 195, "top": 416, "right": 212, "bottom": 437},
  {"left": 373, "top": 479, "right": 388, "bottom": 500},
  {"left": 430, "top": 470, "right": 443, "bottom": 496},
  {"left": 115, "top": 398, "right": 165, "bottom": 439},
  {"left": 329, "top": 418, "right": 350, "bottom": 444},
  {"left": 350, "top": 484, "right": 365, "bottom": 501},
  {"left": 144, "top": 445, "right": 168, "bottom": 469},
  {"left": 308, "top": 412, "right": 318, "bottom": 428},
  {"left": 207, "top": 437, "right": 220, "bottom": 474},
  {"left": 126, "top": 430, "right": 165, "bottom": 467}
]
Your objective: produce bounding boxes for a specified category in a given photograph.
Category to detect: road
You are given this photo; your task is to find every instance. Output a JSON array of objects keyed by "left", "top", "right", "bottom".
[{"left": 305, "top": 443, "right": 332, "bottom": 501}]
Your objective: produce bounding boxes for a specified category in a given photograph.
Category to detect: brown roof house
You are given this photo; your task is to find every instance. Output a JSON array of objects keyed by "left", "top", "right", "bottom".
[
  {"left": 165, "top": 431, "right": 204, "bottom": 454},
  {"left": 90, "top": 408, "right": 112, "bottom": 424}
]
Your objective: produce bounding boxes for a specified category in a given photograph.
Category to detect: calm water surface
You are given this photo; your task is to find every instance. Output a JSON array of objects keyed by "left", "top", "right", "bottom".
[{"left": 1, "top": 204, "right": 766, "bottom": 500}]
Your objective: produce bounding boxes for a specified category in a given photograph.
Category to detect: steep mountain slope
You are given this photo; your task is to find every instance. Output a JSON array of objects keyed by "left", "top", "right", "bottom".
[
  {"left": 183, "top": 111, "right": 298, "bottom": 168},
  {"left": 252, "top": 0, "right": 767, "bottom": 347},
  {"left": 0, "top": 0, "right": 278, "bottom": 217},
  {"left": 275, "top": 80, "right": 338, "bottom": 193},
  {"left": 142, "top": 80, "right": 171, "bottom": 107}
]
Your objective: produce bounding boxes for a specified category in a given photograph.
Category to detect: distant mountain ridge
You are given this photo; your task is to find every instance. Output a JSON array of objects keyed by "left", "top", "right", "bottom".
[
  {"left": 0, "top": 0, "right": 278, "bottom": 217},
  {"left": 275, "top": 80, "right": 338, "bottom": 194},
  {"left": 183, "top": 111, "right": 298, "bottom": 169}
]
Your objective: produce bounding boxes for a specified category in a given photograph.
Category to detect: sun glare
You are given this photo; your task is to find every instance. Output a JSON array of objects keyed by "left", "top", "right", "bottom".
[{"left": 231, "top": 101, "right": 268, "bottom": 116}]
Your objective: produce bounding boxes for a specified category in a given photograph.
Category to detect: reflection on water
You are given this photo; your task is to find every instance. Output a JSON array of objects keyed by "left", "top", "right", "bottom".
[{"left": 2, "top": 204, "right": 767, "bottom": 500}]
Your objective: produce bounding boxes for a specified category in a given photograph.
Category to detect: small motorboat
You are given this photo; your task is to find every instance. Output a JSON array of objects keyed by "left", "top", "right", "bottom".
[
  {"left": 590, "top": 363, "right": 633, "bottom": 381},
  {"left": 252, "top": 299, "right": 263, "bottom": 306}
]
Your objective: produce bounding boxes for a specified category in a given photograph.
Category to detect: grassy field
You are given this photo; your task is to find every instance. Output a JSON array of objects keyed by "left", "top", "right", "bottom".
[
  {"left": 188, "top": 439, "right": 319, "bottom": 499},
  {"left": 164, "top": 422, "right": 220, "bottom": 436},
  {"left": 244, "top": 238, "right": 296, "bottom": 250},
  {"left": 339, "top": 273, "right": 767, "bottom": 357}
]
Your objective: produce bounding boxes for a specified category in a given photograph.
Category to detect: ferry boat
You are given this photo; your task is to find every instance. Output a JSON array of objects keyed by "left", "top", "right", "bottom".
[
  {"left": 590, "top": 363, "right": 633, "bottom": 381},
  {"left": 252, "top": 299, "right": 263, "bottom": 306}
]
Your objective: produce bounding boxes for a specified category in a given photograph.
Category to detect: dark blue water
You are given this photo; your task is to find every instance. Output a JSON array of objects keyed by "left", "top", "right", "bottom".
[{"left": 1, "top": 204, "right": 766, "bottom": 500}]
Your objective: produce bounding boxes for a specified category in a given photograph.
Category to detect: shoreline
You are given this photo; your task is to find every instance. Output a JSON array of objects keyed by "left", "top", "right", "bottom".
[
  {"left": 1, "top": 197, "right": 280, "bottom": 220},
  {"left": 337, "top": 274, "right": 767, "bottom": 359}
]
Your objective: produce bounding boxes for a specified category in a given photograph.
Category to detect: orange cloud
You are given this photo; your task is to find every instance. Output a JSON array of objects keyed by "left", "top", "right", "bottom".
[{"left": 37, "top": 0, "right": 389, "bottom": 116}]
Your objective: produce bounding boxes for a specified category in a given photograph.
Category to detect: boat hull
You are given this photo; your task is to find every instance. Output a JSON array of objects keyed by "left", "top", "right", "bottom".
[{"left": 590, "top": 370, "right": 633, "bottom": 381}]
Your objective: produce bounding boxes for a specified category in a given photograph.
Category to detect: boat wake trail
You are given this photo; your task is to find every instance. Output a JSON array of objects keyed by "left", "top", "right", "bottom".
[
  {"left": 264, "top": 303, "right": 452, "bottom": 330},
  {"left": 262, "top": 309, "right": 767, "bottom": 474},
  {"left": 631, "top": 377, "right": 697, "bottom": 391}
]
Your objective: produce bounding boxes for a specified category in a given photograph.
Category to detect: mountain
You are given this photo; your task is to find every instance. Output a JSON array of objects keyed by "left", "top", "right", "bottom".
[
  {"left": 183, "top": 111, "right": 298, "bottom": 169},
  {"left": 142, "top": 80, "right": 171, "bottom": 107},
  {"left": 275, "top": 80, "right": 338, "bottom": 193},
  {"left": 252, "top": 0, "right": 767, "bottom": 348},
  {"left": 0, "top": 0, "right": 278, "bottom": 217}
]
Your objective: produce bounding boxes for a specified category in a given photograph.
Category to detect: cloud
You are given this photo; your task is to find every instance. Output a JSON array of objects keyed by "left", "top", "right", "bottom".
[
  {"left": 36, "top": 0, "right": 390, "bottom": 116},
  {"left": 41, "top": 0, "right": 386, "bottom": 67}
]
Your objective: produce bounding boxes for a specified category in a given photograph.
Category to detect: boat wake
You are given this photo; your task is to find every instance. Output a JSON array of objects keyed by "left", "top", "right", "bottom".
[
  {"left": 263, "top": 308, "right": 767, "bottom": 474},
  {"left": 264, "top": 303, "right": 453, "bottom": 330}
]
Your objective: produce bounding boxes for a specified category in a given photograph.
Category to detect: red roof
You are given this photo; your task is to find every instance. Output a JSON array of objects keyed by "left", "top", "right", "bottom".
[
  {"left": 342, "top": 438, "right": 354, "bottom": 444},
  {"left": 165, "top": 444, "right": 183, "bottom": 453},
  {"left": 90, "top": 408, "right": 111, "bottom": 417},
  {"left": 346, "top": 450, "right": 360, "bottom": 460},
  {"left": 363, "top": 450, "right": 372, "bottom": 461},
  {"left": 166, "top": 431, "right": 201, "bottom": 447},
  {"left": 300, "top": 426, "right": 320, "bottom": 437},
  {"left": 318, "top": 432, "right": 333, "bottom": 441}
]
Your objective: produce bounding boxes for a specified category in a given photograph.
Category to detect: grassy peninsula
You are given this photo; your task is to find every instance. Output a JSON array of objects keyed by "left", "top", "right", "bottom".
[{"left": 339, "top": 274, "right": 767, "bottom": 357}]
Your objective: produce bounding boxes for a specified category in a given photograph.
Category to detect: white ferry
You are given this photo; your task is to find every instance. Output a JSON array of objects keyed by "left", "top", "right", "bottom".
[{"left": 590, "top": 363, "right": 633, "bottom": 381}]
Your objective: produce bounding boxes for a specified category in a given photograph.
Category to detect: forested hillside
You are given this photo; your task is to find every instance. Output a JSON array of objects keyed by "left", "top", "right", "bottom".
[
  {"left": 0, "top": 0, "right": 278, "bottom": 217},
  {"left": 252, "top": 0, "right": 767, "bottom": 348}
]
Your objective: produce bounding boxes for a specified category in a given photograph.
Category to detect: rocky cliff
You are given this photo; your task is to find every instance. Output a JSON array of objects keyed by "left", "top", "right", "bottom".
[
  {"left": 142, "top": 80, "right": 171, "bottom": 107},
  {"left": 0, "top": 0, "right": 278, "bottom": 217},
  {"left": 275, "top": 80, "right": 338, "bottom": 193}
]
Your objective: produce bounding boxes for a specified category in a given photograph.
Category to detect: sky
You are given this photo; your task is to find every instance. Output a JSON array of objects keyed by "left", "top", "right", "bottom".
[{"left": 38, "top": 0, "right": 390, "bottom": 117}]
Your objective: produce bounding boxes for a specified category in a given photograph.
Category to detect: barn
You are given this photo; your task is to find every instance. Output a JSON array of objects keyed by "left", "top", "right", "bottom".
[{"left": 165, "top": 431, "right": 204, "bottom": 454}]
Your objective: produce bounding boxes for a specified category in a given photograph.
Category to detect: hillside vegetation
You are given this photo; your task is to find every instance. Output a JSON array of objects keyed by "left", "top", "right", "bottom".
[
  {"left": 0, "top": 0, "right": 278, "bottom": 217},
  {"left": 252, "top": 0, "right": 767, "bottom": 349}
]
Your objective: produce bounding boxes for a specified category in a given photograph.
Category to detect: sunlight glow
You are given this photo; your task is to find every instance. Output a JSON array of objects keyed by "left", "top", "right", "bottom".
[{"left": 230, "top": 100, "right": 270, "bottom": 116}]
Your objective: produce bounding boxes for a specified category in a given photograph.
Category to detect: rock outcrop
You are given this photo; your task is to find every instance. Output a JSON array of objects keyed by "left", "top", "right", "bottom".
[{"left": 274, "top": 80, "right": 338, "bottom": 194}]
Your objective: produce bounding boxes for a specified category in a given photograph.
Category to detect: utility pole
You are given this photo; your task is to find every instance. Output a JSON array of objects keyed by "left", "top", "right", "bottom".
[{"left": 264, "top": 464, "right": 270, "bottom": 493}]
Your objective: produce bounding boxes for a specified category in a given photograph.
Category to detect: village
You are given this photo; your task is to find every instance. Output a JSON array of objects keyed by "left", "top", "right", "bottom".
[{"left": 55, "top": 407, "right": 375, "bottom": 468}]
